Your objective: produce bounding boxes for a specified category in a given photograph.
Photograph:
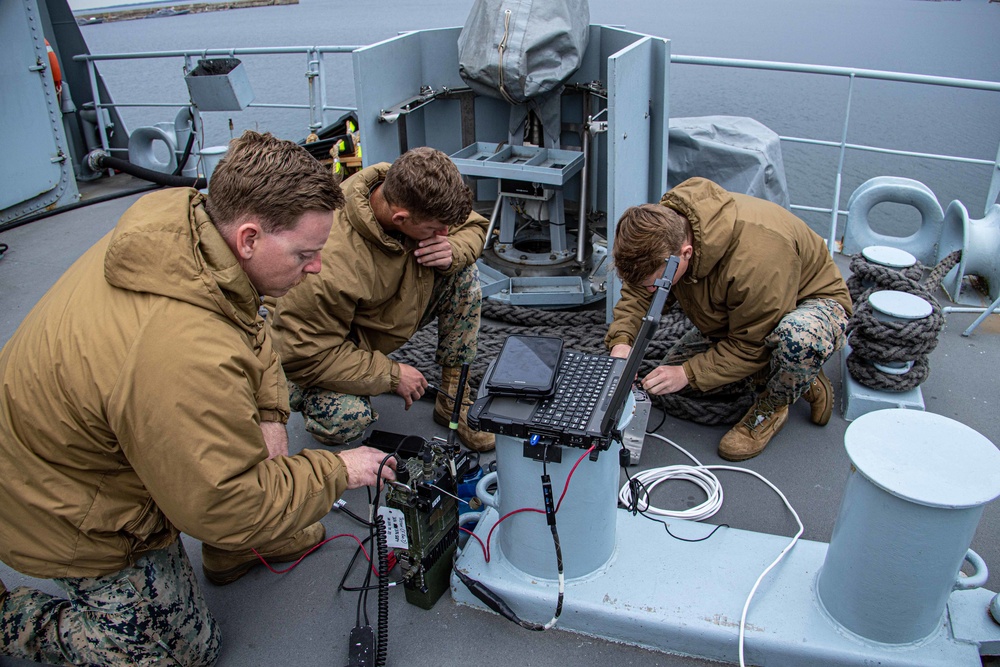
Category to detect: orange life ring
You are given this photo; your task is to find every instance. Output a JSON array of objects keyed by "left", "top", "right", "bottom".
[{"left": 45, "top": 39, "right": 62, "bottom": 96}]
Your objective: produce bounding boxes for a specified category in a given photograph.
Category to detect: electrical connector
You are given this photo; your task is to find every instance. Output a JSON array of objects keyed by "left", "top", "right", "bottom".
[
  {"left": 347, "top": 625, "right": 375, "bottom": 667},
  {"left": 541, "top": 474, "right": 556, "bottom": 526}
]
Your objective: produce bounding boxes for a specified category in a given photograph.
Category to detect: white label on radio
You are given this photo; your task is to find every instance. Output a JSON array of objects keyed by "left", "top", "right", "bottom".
[{"left": 378, "top": 506, "right": 409, "bottom": 550}]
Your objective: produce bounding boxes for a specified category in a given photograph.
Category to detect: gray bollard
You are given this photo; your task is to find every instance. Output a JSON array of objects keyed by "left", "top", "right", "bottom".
[
  {"left": 861, "top": 245, "right": 917, "bottom": 278},
  {"left": 867, "top": 290, "right": 933, "bottom": 376},
  {"left": 477, "top": 435, "right": 619, "bottom": 579},
  {"left": 817, "top": 409, "right": 1000, "bottom": 644}
]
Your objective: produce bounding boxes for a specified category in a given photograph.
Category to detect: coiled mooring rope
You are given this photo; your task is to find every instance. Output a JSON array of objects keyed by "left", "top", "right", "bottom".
[
  {"left": 846, "top": 250, "right": 961, "bottom": 303},
  {"left": 844, "top": 251, "right": 958, "bottom": 392},
  {"left": 846, "top": 255, "right": 924, "bottom": 303},
  {"left": 390, "top": 300, "right": 690, "bottom": 392}
]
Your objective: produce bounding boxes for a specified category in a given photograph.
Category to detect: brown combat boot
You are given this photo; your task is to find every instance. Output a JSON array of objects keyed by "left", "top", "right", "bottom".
[
  {"left": 434, "top": 366, "right": 495, "bottom": 452},
  {"left": 718, "top": 396, "right": 789, "bottom": 462},
  {"left": 801, "top": 369, "right": 833, "bottom": 426},
  {"left": 202, "top": 522, "right": 326, "bottom": 586}
]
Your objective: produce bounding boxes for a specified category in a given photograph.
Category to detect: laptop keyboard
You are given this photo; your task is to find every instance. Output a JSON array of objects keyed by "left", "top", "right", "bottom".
[{"left": 533, "top": 351, "right": 618, "bottom": 430}]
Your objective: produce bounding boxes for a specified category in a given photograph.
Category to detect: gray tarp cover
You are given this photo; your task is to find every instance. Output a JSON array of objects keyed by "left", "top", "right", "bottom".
[
  {"left": 457, "top": 0, "right": 589, "bottom": 104},
  {"left": 668, "top": 116, "right": 791, "bottom": 209}
]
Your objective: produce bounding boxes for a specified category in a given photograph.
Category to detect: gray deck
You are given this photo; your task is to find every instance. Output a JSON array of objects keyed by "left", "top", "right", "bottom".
[{"left": 2, "top": 191, "right": 999, "bottom": 666}]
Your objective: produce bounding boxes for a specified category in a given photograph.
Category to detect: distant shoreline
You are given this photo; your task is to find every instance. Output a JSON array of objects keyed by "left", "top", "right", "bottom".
[{"left": 76, "top": 0, "right": 297, "bottom": 24}]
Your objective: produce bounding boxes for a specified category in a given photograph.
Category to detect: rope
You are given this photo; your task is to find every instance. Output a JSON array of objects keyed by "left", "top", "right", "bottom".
[
  {"left": 390, "top": 301, "right": 687, "bottom": 390},
  {"left": 846, "top": 250, "right": 961, "bottom": 302},
  {"left": 652, "top": 380, "right": 756, "bottom": 426},
  {"left": 924, "top": 249, "right": 962, "bottom": 293},
  {"left": 389, "top": 300, "right": 756, "bottom": 426},
  {"left": 844, "top": 253, "right": 952, "bottom": 392},
  {"left": 846, "top": 255, "right": 923, "bottom": 303}
]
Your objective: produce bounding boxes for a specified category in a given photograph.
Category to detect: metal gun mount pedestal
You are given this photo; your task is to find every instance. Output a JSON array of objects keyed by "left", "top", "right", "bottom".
[
  {"left": 451, "top": 142, "right": 607, "bottom": 308},
  {"left": 452, "top": 410, "right": 1000, "bottom": 666}
]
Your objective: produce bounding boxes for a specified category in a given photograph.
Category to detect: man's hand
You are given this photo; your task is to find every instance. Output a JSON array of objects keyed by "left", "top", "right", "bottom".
[
  {"left": 395, "top": 362, "right": 428, "bottom": 409},
  {"left": 610, "top": 344, "right": 632, "bottom": 359},
  {"left": 260, "top": 421, "right": 289, "bottom": 459},
  {"left": 337, "top": 446, "right": 397, "bottom": 489},
  {"left": 641, "top": 364, "right": 690, "bottom": 395},
  {"left": 414, "top": 231, "right": 453, "bottom": 269}
]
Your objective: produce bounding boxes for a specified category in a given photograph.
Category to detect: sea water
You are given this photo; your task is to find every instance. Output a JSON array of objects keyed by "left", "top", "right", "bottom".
[{"left": 76, "top": 0, "right": 1000, "bottom": 237}]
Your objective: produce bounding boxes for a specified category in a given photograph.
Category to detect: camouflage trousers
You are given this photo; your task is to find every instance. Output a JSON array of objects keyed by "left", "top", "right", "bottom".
[
  {"left": 1, "top": 539, "right": 221, "bottom": 667},
  {"left": 665, "top": 298, "right": 849, "bottom": 406},
  {"left": 289, "top": 263, "right": 482, "bottom": 445}
]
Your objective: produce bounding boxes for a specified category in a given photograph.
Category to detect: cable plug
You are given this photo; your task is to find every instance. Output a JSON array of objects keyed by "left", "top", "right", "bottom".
[
  {"left": 618, "top": 445, "right": 630, "bottom": 468},
  {"left": 541, "top": 474, "right": 556, "bottom": 526},
  {"left": 347, "top": 625, "right": 375, "bottom": 667}
]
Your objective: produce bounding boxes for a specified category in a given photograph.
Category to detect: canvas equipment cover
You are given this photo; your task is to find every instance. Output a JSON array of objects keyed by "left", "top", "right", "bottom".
[
  {"left": 457, "top": 0, "right": 590, "bottom": 105},
  {"left": 667, "top": 116, "right": 792, "bottom": 209}
]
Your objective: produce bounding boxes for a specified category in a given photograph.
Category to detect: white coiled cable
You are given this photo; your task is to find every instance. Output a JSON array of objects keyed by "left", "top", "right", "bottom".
[
  {"left": 619, "top": 432, "right": 803, "bottom": 667},
  {"left": 618, "top": 433, "right": 723, "bottom": 521}
]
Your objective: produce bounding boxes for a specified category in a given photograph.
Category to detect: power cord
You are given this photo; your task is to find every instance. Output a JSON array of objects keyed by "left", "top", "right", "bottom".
[
  {"left": 346, "top": 454, "right": 396, "bottom": 667},
  {"left": 618, "top": 432, "right": 803, "bottom": 667},
  {"left": 456, "top": 444, "right": 594, "bottom": 631}
]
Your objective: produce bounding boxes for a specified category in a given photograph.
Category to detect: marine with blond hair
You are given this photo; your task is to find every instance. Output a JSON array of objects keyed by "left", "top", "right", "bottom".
[{"left": 271, "top": 146, "right": 495, "bottom": 452}]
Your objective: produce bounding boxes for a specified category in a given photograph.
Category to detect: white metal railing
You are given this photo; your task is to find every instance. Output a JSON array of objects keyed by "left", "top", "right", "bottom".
[
  {"left": 74, "top": 48, "right": 1000, "bottom": 250},
  {"left": 671, "top": 55, "right": 1000, "bottom": 250},
  {"left": 74, "top": 46, "right": 360, "bottom": 157}
]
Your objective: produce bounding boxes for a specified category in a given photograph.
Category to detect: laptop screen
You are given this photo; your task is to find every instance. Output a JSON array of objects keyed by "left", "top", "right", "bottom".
[{"left": 599, "top": 314, "right": 658, "bottom": 436}]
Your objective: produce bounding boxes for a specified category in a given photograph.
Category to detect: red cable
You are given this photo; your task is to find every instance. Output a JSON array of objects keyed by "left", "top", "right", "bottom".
[
  {"left": 459, "top": 526, "right": 487, "bottom": 559},
  {"left": 556, "top": 445, "right": 595, "bottom": 511},
  {"left": 252, "top": 532, "right": 379, "bottom": 576},
  {"left": 462, "top": 444, "right": 597, "bottom": 563}
]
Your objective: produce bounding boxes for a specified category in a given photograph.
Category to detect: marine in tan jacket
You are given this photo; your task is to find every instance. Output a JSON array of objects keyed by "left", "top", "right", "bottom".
[
  {"left": 607, "top": 177, "right": 852, "bottom": 461},
  {"left": 0, "top": 132, "right": 395, "bottom": 666},
  {"left": 272, "top": 147, "right": 495, "bottom": 452}
]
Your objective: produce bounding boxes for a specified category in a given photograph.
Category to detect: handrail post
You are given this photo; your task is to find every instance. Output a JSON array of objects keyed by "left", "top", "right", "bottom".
[
  {"left": 85, "top": 59, "right": 112, "bottom": 176},
  {"left": 829, "top": 73, "right": 855, "bottom": 254},
  {"left": 317, "top": 49, "right": 329, "bottom": 130},
  {"left": 306, "top": 48, "right": 320, "bottom": 134}
]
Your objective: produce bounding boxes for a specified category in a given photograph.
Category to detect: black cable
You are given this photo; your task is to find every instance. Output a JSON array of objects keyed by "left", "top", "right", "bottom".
[
  {"left": 338, "top": 535, "right": 400, "bottom": 593},
  {"left": 93, "top": 153, "right": 207, "bottom": 189},
  {"left": 374, "top": 514, "right": 389, "bottom": 667},
  {"left": 360, "top": 497, "right": 375, "bottom": 626},
  {"left": 454, "top": 462, "right": 564, "bottom": 632},
  {"left": 0, "top": 183, "right": 162, "bottom": 234},
  {"left": 549, "top": 524, "right": 564, "bottom": 618},
  {"left": 339, "top": 505, "right": 375, "bottom": 528},
  {"left": 646, "top": 405, "right": 668, "bottom": 434},
  {"left": 359, "top": 454, "right": 395, "bottom": 665},
  {"left": 172, "top": 126, "right": 198, "bottom": 177},
  {"left": 618, "top": 449, "right": 727, "bottom": 543}
]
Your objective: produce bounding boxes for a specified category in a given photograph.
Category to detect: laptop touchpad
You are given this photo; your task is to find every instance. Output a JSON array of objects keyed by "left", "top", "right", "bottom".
[{"left": 490, "top": 396, "right": 538, "bottom": 419}]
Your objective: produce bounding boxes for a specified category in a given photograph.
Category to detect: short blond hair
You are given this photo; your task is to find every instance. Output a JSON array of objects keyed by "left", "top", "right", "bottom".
[{"left": 612, "top": 204, "right": 689, "bottom": 286}]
